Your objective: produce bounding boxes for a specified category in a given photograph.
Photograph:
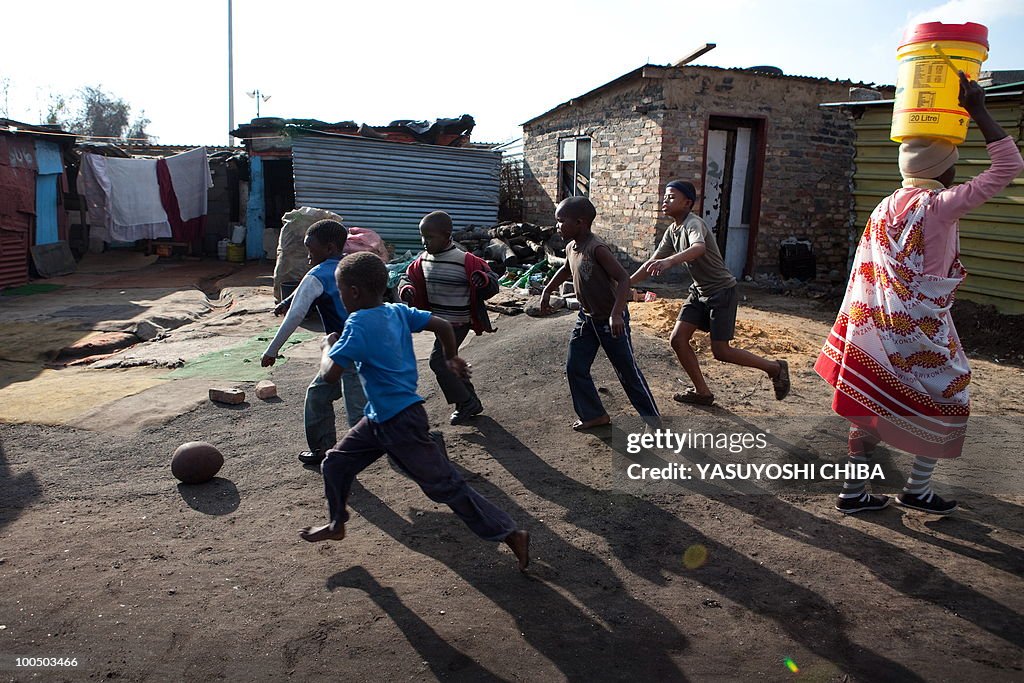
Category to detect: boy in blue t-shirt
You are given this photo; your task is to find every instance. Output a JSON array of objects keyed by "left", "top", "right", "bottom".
[
  {"left": 299, "top": 252, "right": 530, "bottom": 571},
  {"left": 261, "top": 220, "right": 367, "bottom": 466}
]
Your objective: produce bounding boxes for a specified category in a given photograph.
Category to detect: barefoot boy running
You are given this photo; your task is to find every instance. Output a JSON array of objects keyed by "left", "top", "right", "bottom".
[
  {"left": 540, "top": 197, "right": 660, "bottom": 431},
  {"left": 300, "top": 252, "right": 529, "bottom": 571},
  {"left": 630, "top": 180, "right": 789, "bottom": 406}
]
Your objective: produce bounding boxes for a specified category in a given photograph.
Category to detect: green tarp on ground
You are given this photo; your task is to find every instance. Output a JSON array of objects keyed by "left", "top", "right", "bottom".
[
  {"left": 163, "top": 329, "right": 315, "bottom": 381},
  {"left": 2, "top": 283, "right": 65, "bottom": 296}
]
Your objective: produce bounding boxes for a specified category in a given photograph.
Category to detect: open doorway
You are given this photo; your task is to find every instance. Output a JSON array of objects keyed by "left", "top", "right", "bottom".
[
  {"left": 701, "top": 116, "right": 765, "bottom": 278},
  {"left": 262, "top": 158, "right": 295, "bottom": 230}
]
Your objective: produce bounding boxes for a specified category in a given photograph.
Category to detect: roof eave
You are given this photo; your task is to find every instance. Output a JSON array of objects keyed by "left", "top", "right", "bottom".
[{"left": 522, "top": 64, "right": 658, "bottom": 127}]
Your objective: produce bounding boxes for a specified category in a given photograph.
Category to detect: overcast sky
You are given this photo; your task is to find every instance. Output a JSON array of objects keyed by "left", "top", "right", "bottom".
[{"left": 2, "top": 0, "right": 1022, "bottom": 146}]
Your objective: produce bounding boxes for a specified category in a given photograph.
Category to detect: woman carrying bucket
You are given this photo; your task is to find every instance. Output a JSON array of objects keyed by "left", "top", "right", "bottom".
[{"left": 816, "top": 72, "right": 1024, "bottom": 515}]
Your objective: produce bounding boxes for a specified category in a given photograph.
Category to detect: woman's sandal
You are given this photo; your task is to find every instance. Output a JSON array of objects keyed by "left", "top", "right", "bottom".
[{"left": 673, "top": 389, "right": 715, "bottom": 406}]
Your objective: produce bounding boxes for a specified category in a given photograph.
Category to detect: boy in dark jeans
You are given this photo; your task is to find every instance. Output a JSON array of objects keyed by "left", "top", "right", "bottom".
[
  {"left": 399, "top": 211, "right": 499, "bottom": 425},
  {"left": 261, "top": 220, "right": 367, "bottom": 466},
  {"left": 540, "top": 197, "right": 660, "bottom": 431},
  {"left": 300, "top": 252, "right": 529, "bottom": 571}
]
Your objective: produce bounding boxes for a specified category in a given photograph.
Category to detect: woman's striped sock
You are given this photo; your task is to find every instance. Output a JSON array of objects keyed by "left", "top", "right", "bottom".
[
  {"left": 839, "top": 452, "right": 872, "bottom": 501},
  {"left": 903, "top": 456, "right": 938, "bottom": 498}
]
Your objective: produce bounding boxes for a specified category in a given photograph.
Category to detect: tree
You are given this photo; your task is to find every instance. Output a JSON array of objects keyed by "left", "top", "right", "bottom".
[
  {"left": 45, "top": 93, "right": 66, "bottom": 126},
  {"left": 125, "top": 110, "right": 152, "bottom": 142},
  {"left": 70, "top": 86, "right": 129, "bottom": 138},
  {"left": 52, "top": 85, "right": 154, "bottom": 143}
]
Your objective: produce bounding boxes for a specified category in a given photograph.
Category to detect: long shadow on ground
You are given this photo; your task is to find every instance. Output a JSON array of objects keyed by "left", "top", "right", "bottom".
[
  {"left": 327, "top": 566, "right": 509, "bottom": 682},
  {"left": 461, "top": 417, "right": 922, "bottom": 682},
  {"left": 346, "top": 478, "right": 692, "bottom": 681},
  {"left": 0, "top": 434, "right": 43, "bottom": 533},
  {"left": 712, "top": 412, "right": 1024, "bottom": 651}
]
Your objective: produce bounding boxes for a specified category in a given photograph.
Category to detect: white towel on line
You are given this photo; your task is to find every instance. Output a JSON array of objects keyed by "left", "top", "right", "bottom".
[
  {"left": 102, "top": 156, "right": 171, "bottom": 241},
  {"left": 165, "top": 146, "right": 212, "bottom": 222}
]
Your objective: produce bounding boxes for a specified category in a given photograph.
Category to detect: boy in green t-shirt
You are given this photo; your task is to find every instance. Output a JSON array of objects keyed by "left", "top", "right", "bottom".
[{"left": 631, "top": 180, "right": 789, "bottom": 406}]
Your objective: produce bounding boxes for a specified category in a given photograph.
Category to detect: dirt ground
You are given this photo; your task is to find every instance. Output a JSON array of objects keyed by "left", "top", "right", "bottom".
[{"left": 1, "top": 273, "right": 1023, "bottom": 682}]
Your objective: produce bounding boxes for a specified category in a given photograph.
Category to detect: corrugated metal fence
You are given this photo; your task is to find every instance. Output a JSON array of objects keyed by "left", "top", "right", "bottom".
[
  {"left": 850, "top": 90, "right": 1024, "bottom": 314},
  {"left": 292, "top": 133, "right": 500, "bottom": 253}
]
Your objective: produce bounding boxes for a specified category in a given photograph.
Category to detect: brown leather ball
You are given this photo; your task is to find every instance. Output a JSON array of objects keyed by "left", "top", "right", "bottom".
[{"left": 171, "top": 442, "right": 224, "bottom": 484}]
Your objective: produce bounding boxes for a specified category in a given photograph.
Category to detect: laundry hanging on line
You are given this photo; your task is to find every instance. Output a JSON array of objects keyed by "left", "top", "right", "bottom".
[{"left": 78, "top": 147, "right": 212, "bottom": 244}]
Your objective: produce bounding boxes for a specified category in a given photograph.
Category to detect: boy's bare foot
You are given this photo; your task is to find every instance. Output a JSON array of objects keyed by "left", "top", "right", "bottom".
[
  {"left": 673, "top": 388, "right": 715, "bottom": 406},
  {"left": 299, "top": 522, "right": 346, "bottom": 543},
  {"left": 771, "top": 359, "right": 790, "bottom": 400},
  {"left": 571, "top": 415, "right": 611, "bottom": 431},
  {"left": 504, "top": 530, "right": 530, "bottom": 571}
]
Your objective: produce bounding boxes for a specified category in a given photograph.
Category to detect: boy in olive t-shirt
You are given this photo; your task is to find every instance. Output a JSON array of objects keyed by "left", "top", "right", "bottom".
[{"left": 631, "top": 180, "right": 790, "bottom": 406}]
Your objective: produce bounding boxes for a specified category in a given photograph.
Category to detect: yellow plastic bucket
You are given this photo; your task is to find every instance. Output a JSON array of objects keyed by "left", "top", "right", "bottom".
[
  {"left": 226, "top": 242, "right": 245, "bottom": 263},
  {"left": 890, "top": 22, "right": 988, "bottom": 144}
]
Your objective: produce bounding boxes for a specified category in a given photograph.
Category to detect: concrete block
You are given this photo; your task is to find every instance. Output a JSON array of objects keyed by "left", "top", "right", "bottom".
[
  {"left": 559, "top": 281, "right": 575, "bottom": 297},
  {"left": 255, "top": 380, "right": 277, "bottom": 400},
  {"left": 210, "top": 388, "right": 245, "bottom": 405}
]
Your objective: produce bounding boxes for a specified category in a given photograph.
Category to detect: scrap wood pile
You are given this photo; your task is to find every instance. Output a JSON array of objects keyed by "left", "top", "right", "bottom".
[
  {"left": 452, "top": 221, "right": 565, "bottom": 273},
  {"left": 452, "top": 221, "right": 568, "bottom": 317},
  {"left": 385, "top": 221, "right": 567, "bottom": 300}
]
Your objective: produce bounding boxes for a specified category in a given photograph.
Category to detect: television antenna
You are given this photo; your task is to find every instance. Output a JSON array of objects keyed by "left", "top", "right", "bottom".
[{"left": 246, "top": 89, "right": 271, "bottom": 117}]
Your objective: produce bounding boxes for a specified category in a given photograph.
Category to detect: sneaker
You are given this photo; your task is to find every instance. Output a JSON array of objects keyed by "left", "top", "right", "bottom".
[
  {"left": 772, "top": 360, "right": 791, "bottom": 400},
  {"left": 298, "top": 450, "right": 325, "bottom": 466},
  {"left": 835, "top": 493, "right": 890, "bottom": 514},
  {"left": 896, "top": 491, "right": 958, "bottom": 515},
  {"left": 449, "top": 396, "right": 483, "bottom": 425}
]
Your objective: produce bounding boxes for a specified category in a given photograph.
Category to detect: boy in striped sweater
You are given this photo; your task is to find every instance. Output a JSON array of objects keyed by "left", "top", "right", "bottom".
[{"left": 399, "top": 211, "right": 499, "bottom": 425}]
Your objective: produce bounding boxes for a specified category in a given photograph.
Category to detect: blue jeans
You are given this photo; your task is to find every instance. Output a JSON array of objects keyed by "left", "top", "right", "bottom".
[
  {"left": 566, "top": 311, "right": 660, "bottom": 424},
  {"left": 304, "top": 368, "right": 367, "bottom": 455}
]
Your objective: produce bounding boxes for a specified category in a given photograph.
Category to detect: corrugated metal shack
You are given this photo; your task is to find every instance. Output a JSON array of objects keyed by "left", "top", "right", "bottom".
[
  {"left": 231, "top": 116, "right": 494, "bottom": 255},
  {"left": 0, "top": 119, "right": 76, "bottom": 289},
  {"left": 828, "top": 80, "right": 1024, "bottom": 314}
]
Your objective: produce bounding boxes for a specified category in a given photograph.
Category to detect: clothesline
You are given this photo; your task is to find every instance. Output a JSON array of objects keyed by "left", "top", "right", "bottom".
[{"left": 2, "top": 125, "right": 282, "bottom": 144}]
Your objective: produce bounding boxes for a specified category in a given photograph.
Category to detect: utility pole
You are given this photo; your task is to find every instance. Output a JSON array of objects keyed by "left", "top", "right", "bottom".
[{"left": 228, "top": 0, "right": 235, "bottom": 146}]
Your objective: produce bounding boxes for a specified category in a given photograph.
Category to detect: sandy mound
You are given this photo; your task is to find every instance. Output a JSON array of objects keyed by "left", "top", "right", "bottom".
[{"left": 630, "top": 299, "right": 812, "bottom": 356}]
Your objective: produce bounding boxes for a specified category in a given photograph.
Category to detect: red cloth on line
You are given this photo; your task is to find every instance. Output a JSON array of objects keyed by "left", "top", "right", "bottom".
[{"left": 156, "top": 157, "right": 205, "bottom": 244}]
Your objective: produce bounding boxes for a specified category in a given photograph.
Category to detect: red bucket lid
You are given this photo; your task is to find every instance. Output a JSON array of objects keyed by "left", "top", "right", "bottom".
[{"left": 900, "top": 21, "right": 989, "bottom": 49}]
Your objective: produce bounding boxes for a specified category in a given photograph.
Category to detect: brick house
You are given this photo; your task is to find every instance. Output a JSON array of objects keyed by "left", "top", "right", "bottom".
[{"left": 522, "top": 64, "right": 889, "bottom": 279}]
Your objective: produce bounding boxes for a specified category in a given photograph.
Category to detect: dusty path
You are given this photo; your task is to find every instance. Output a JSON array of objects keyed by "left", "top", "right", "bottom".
[{"left": 1, "top": 289, "right": 1022, "bottom": 681}]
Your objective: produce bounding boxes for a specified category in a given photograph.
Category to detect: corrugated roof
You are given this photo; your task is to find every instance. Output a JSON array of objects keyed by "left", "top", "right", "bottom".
[
  {"left": 821, "top": 86, "right": 1024, "bottom": 108},
  {"left": 1, "top": 118, "right": 75, "bottom": 140}
]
